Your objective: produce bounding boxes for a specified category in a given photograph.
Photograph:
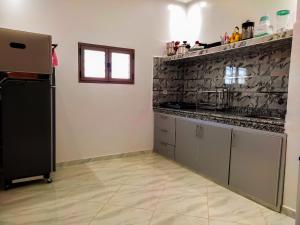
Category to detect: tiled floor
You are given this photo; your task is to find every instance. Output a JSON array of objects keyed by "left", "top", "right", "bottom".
[{"left": 0, "top": 153, "right": 295, "bottom": 225}]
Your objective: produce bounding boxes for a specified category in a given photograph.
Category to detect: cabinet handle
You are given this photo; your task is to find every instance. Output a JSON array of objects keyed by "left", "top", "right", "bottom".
[
  {"left": 199, "top": 126, "right": 204, "bottom": 138},
  {"left": 10, "top": 42, "right": 26, "bottom": 49},
  {"left": 160, "top": 141, "right": 168, "bottom": 146},
  {"left": 160, "top": 115, "right": 168, "bottom": 120},
  {"left": 160, "top": 129, "right": 168, "bottom": 133},
  {"left": 196, "top": 125, "right": 204, "bottom": 138},
  {"left": 232, "top": 132, "right": 237, "bottom": 147}
]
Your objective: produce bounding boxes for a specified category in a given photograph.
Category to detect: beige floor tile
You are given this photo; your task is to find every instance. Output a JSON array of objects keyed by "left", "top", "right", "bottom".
[
  {"left": 209, "top": 219, "right": 249, "bottom": 225},
  {"left": 165, "top": 173, "right": 213, "bottom": 188},
  {"left": 53, "top": 172, "right": 103, "bottom": 189},
  {"left": 92, "top": 169, "right": 133, "bottom": 185},
  {"left": 208, "top": 192, "right": 266, "bottom": 225},
  {"left": 108, "top": 185, "right": 163, "bottom": 210},
  {"left": 124, "top": 173, "right": 167, "bottom": 188},
  {"left": 156, "top": 192, "right": 208, "bottom": 218},
  {"left": 150, "top": 212, "right": 209, "bottom": 225},
  {"left": 259, "top": 207, "right": 295, "bottom": 225},
  {"left": 67, "top": 183, "right": 121, "bottom": 203},
  {"left": 207, "top": 183, "right": 232, "bottom": 195},
  {"left": 89, "top": 204, "right": 153, "bottom": 225},
  {"left": 164, "top": 181, "right": 208, "bottom": 196},
  {"left": 0, "top": 198, "right": 103, "bottom": 225},
  {"left": 0, "top": 187, "right": 69, "bottom": 217},
  {"left": 0, "top": 153, "right": 294, "bottom": 225},
  {"left": 53, "top": 164, "right": 93, "bottom": 181}
]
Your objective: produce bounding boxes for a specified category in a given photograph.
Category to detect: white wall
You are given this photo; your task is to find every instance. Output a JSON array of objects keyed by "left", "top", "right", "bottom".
[
  {"left": 187, "top": 0, "right": 297, "bottom": 43},
  {"left": 0, "top": 0, "right": 176, "bottom": 163},
  {"left": 1, "top": 0, "right": 299, "bottom": 212},
  {"left": 285, "top": 0, "right": 300, "bottom": 212}
]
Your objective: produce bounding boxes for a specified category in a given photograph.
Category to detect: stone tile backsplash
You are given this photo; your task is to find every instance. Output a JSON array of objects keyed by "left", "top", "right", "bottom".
[{"left": 153, "top": 39, "right": 292, "bottom": 118}]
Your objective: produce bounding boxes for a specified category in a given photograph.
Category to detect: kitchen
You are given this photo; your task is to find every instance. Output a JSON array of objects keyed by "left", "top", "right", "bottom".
[{"left": 0, "top": 0, "right": 300, "bottom": 225}]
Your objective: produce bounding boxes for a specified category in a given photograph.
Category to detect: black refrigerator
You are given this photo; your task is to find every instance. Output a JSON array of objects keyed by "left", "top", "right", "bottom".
[{"left": 0, "top": 28, "right": 55, "bottom": 189}]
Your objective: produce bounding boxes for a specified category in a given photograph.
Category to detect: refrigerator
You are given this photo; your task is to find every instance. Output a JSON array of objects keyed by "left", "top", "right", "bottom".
[{"left": 0, "top": 28, "right": 55, "bottom": 189}]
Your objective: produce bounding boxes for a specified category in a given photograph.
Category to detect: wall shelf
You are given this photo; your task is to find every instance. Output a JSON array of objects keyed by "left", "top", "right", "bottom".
[{"left": 160, "top": 30, "right": 293, "bottom": 62}]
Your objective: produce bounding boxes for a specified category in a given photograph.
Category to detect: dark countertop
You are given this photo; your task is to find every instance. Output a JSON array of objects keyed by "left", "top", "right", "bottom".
[{"left": 153, "top": 107, "right": 285, "bottom": 133}]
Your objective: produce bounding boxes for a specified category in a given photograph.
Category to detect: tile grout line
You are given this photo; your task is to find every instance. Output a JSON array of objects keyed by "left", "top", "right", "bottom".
[
  {"left": 206, "top": 184, "right": 210, "bottom": 225},
  {"left": 258, "top": 205, "right": 270, "bottom": 225},
  {"left": 86, "top": 165, "right": 124, "bottom": 225},
  {"left": 147, "top": 178, "right": 167, "bottom": 225}
]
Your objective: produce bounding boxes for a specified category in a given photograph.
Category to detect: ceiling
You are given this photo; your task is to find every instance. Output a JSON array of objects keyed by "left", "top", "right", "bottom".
[{"left": 175, "top": 0, "right": 194, "bottom": 3}]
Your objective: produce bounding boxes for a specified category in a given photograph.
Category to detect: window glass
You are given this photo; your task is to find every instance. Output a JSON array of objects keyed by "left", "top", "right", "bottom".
[
  {"left": 84, "top": 49, "right": 106, "bottom": 78},
  {"left": 111, "top": 53, "right": 130, "bottom": 79}
]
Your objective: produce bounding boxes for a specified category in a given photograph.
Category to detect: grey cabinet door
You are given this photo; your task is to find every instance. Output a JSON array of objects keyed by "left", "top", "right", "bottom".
[
  {"left": 198, "top": 124, "right": 231, "bottom": 186},
  {"left": 175, "top": 118, "right": 200, "bottom": 170},
  {"left": 229, "top": 129, "right": 283, "bottom": 207}
]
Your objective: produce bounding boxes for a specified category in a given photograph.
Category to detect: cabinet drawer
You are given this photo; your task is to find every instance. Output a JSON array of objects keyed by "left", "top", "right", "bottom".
[
  {"left": 155, "top": 126, "right": 175, "bottom": 146},
  {"left": 154, "top": 113, "right": 175, "bottom": 145},
  {"left": 154, "top": 113, "right": 175, "bottom": 131},
  {"left": 154, "top": 141, "right": 175, "bottom": 160}
]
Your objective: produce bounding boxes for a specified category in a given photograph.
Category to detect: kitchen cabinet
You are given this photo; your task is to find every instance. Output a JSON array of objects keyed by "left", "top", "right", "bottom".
[
  {"left": 198, "top": 123, "right": 231, "bottom": 186},
  {"left": 175, "top": 118, "right": 200, "bottom": 171},
  {"left": 154, "top": 113, "right": 176, "bottom": 160},
  {"left": 154, "top": 136, "right": 175, "bottom": 160},
  {"left": 153, "top": 112, "right": 286, "bottom": 211},
  {"left": 229, "top": 128, "right": 285, "bottom": 210},
  {"left": 175, "top": 117, "right": 231, "bottom": 185}
]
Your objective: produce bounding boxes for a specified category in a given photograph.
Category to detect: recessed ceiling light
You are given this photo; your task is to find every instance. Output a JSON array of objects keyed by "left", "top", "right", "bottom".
[
  {"left": 199, "top": 1, "right": 208, "bottom": 8},
  {"left": 174, "top": 0, "right": 208, "bottom": 6},
  {"left": 174, "top": 0, "right": 193, "bottom": 3}
]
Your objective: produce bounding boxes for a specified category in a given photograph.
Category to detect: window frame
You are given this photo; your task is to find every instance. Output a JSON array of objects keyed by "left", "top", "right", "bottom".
[{"left": 78, "top": 42, "right": 135, "bottom": 84}]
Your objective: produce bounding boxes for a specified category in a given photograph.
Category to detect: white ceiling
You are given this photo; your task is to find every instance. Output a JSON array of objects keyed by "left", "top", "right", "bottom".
[{"left": 175, "top": 0, "right": 194, "bottom": 3}]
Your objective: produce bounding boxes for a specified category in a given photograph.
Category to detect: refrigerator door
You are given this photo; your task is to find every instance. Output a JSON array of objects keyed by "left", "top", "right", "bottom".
[
  {"left": 1, "top": 79, "right": 52, "bottom": 180},
  {"left": 0, "top": 28, "right": 52, "bottom": 74},
  {"left": 51, "top": 86, "right": 56, "bottom": 171}
]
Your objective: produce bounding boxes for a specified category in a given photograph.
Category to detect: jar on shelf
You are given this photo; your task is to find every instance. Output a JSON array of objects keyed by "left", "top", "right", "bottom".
[
  {"left": 176, "top": 41, "right": 189, "bottom": 55},
  {"left": 254, "top": 15, "right": 274, "bottom": 37},
  {"left": 166, "top": 41, "right": 176, "bottom": 56},
  {"left": 276, "top": 10, "right": 292, "bottom": 33}
]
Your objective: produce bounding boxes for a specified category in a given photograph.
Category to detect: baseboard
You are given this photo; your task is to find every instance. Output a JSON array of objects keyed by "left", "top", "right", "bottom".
[
  {"left": 282, "top": 205, "right": 296, "bottom": 219},
  {"left": 56, "top": 150, "right": 153, "bottom": 168}
]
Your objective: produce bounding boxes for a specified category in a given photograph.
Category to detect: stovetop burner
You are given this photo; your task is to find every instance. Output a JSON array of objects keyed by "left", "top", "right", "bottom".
[{"left": 159, "top": 102, "right": 196, "bottom": 110}]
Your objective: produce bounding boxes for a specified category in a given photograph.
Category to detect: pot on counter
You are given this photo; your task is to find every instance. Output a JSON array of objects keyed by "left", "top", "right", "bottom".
[
  {"left": 176, "top": 41, "right": 189, "bottom": 55},
  {"left": 242, "top": 20, "right": 255, "bottom": 40}
]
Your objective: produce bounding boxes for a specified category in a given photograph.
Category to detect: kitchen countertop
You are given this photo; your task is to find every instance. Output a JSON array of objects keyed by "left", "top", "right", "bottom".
[{"left": 153, "top": 107, "right": 285, "bottom": 133}]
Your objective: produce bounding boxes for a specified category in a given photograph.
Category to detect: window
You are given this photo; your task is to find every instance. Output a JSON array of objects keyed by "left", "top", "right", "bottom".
[
  {"left": 224, "top": 66, "right": 247, "bottom": 85},
  {"left": 78, "top": 43, "right": 135, "bottom": 84}
]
